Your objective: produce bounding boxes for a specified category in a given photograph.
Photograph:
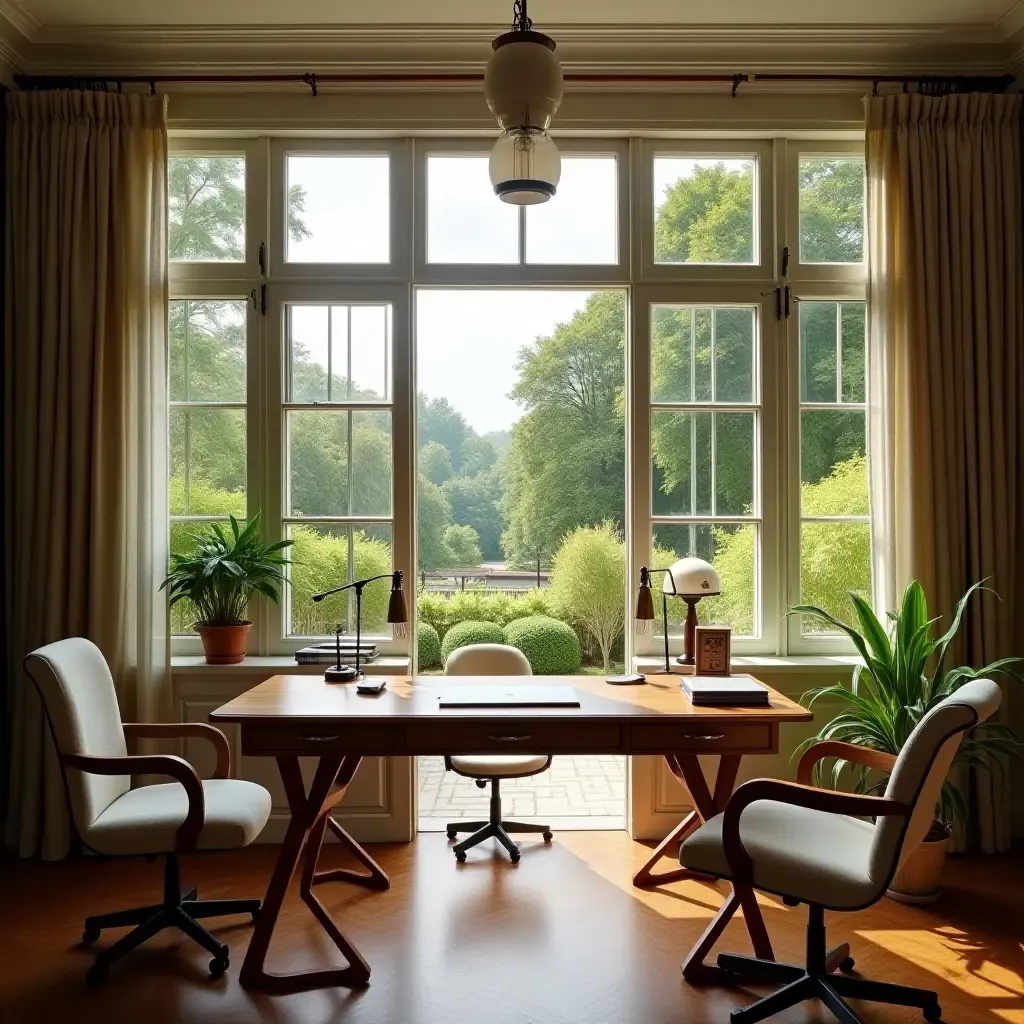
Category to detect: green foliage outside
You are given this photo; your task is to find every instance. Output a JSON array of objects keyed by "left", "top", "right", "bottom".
[
  {"left": 440, "top": 620, "right": 507, "bottom": 664},
  {"left": 443, "top": 524, "right": 482, "bottom": 567},
  {"left": 417, "top": 621, "right": 442, "bottom": 669},
  {"left": 505, "top": 615, "right": 582, "bottom": 675},
  {"left": 418, "top": 588, "right": 553, "bottom": 640}
]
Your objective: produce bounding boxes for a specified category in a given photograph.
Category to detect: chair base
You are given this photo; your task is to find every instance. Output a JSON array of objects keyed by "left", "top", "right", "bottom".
[
  {"left": 81, "top": 853, "right": 261, "bottom": 986},
  {"left": 718, "top": 905, "right": 943, "bottom": 1024},
  {"left": 445, "top": 778, "right": 553, "bottom": 863}
]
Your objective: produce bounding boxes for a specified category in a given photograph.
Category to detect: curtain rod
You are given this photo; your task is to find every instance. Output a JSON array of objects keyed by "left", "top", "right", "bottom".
[{"left": 12, "top": 71, "right": 1016, "bottom": 98}]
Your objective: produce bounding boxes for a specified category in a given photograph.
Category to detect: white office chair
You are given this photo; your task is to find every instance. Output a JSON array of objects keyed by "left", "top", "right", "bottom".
[
  {"left": 25, "top": 638, "right": 272, "bottom": 985},
  {"left": 678, "top": 677, "right": 1002, "bottom": 1024},
  {"left": 443, "top": 643, "right": 554, "bottom": 863}
]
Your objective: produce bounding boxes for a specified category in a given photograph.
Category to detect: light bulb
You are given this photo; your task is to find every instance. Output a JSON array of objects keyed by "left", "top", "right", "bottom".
[
  {"left": 393, "top": 622, "right": 407, "bottom": 640},
  {"left": 634, "top": 618, "right": 650, "bottom": 635},
  {"left": 489, "top": 128, "right": 561, "bottom": 205}
]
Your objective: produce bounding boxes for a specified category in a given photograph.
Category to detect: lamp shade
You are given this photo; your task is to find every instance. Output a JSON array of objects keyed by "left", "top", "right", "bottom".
[
  {"left": 664, "top": 557, "right": 721, "bottom": 598},
  {"left": 489, "top": 128, "right": 560, "bottom": 204},
  {"left": 635, "top": 567, "right": 655, "bottom": 631},
  {"left": 387, "top": 571, "right": 408, "bottom": 638},
  {"left": 484, "top": 32, "right": 563, "bottom": 132}
]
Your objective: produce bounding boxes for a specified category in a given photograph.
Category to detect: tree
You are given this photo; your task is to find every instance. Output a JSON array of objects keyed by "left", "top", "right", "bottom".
[
  {"left": 443, "top": 524, "right": 482, "bottom": 567},
  {"left": 548, "top": 523, "right": 625, "bottom": 673},
  {"left": 420, "top": 441, "right": 454, "bottom": 486},
  {"left": 798, "top": 159, "right": 864, "bottom": 263},
  {"left": 501, "top": 291, "right": 627, "bottom": 566},
  {"left": 461, "top": 435, "right": 498, "bottom": 476},
  {"left": 418, "top": 395, "right": 469, "bottom": 473},
  {"left": 418, "top": 476, "right": 456, "bottom": 572},
  {"left": 443, "top": 470, "right": 505, "bottom": 562}
]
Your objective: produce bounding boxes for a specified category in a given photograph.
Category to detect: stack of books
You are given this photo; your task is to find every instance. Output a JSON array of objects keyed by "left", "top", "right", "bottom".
[
  {"left": 680, "top": 674, "right": 770, "bottom": 707},
  {"left": 294, "top": 641, "right": 380, "bottom": 666}
]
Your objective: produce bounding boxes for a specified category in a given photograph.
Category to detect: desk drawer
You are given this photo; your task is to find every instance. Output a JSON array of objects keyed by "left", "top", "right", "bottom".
[
  {"left": 410, "top": 720, "right": 622, "bottom": 755},
  {"left": 241, "top": 723, "right": 403, "bottom": 756},
  {"left": 628, "top": 722, "right": 775, "bottom": 754}
]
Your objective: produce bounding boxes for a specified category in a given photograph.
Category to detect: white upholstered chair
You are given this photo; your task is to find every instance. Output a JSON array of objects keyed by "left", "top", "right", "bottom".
[
  {"left": 678, "top": 678, "right": 1002, "bottom": 1024},
  {"left": 25, "top": 637, "right": 272, "bottom": 985},
  {"left": 443, "top": 643, "right": 554, "bottom": 863}
]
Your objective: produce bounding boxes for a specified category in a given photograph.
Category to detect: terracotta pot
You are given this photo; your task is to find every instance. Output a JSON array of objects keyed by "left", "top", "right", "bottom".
[
  {"left": 887, "top": 831, "right": 951, "bottom": 904},
  {"left": 196, "top": 622, "right": 252, "bottom": 665}
]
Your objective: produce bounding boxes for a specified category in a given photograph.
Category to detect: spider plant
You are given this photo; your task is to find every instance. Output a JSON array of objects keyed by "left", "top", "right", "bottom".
[
  {"left": 794, "top": 581, "right": 1023, "bottom": 830},
  {"left": 160, "top": 513, "right": 293, "bottom": 627}
]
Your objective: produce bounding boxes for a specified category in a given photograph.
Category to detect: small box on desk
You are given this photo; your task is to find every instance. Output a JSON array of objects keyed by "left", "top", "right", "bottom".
[{"left": 681, "top": 673, "right": 770, "bottom": 707}]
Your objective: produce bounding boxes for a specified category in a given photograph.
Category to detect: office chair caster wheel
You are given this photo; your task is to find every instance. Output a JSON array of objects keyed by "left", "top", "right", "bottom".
[
  {"left": 85, "top": 962, "right": 109, "bottom": 987},
  {"left": 209, "top": 955, "right": 229, "bottom": 978},
  {"left": 924, "top": 1003, "right": 943, "bottom": 1022},
  {"left": 837, "top": 956, "right": 855, "bottom": 973},
  {"left": 475, "top": 779, "right": 487, "bottom": 789},
  {"left": 446, "top": 828, "right": 458, "bottom": 840},
  {"left": 455, "top": 849, "right": 467, "bottom": 863},
  {"left": 82, "top": 926, "right": 101, "bottom": 946},
  {"left": 510, "top": 850, "right": 521, "bottom": 863},
  {"left": 542, "top": 830, "right": 553, "bottom": 842}
]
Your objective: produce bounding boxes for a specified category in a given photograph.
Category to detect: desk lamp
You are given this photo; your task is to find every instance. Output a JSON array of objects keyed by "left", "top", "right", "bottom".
[
  {"left": 312, "top": 571, "right": 407, "bottom": 683},
  {"left": 665, "top": 557, "right": 721, "bottom": 666}
]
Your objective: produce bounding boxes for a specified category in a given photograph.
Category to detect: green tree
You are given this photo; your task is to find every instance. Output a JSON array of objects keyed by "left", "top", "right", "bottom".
[
  {"left": 420, "top": 441, "right": 454, "bottom": 486},
  {"left": 418, "top": 395, "right": 469, "bottom": 473},
  {"left": 461, "top": 435, "right": 498, "bottom": 476},
  {"left": 501, "top": 291, "right": 626, "bottom": 567},
  {"left": 443, "top": 470, "right": 505, "bottom": 562},
  {"left": 443, "top": 523, "right": 483, "bottom": 567},
  {"left": 548, "top": 523, "right": 625, "bottom": 673},
  {"left": 418, "top": 475, "right": 456, "bottom": 571},
  {"left": 799, "top": 159, "right": 864, "bottom": 263}
]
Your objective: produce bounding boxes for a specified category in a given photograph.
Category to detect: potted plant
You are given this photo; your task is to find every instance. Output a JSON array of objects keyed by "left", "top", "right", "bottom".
[
  {"left": 795, "top": 581, "right": 1022, "bottom": 903},
  {"left": 161, "top": 513, "right": 293, "bottom": 665}
]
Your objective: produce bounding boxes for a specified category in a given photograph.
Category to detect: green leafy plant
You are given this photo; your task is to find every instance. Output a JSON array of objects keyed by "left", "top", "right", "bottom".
[
  {"left": 505, "top": 615, "right": 582, "bottom": 675},
  {"left": 160, "top": 513, "right": 293, "bottom": 627},
  {"left": 440, "top": 620, "right": 506, "bottom": 664},
  {"left": 795, "top": 581, "right": 1023, "bottom": 829},
  {"left": 418, "top": 622, "right": 442, "bottom": 670}
]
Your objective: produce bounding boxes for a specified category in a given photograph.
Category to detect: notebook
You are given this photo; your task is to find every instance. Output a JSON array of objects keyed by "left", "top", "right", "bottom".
[
  {"left": 680, "top": 674, "right": 770, "bottom": 706},
  {"left": 436, "top": 685, "right": 581, "bottom": 708}
]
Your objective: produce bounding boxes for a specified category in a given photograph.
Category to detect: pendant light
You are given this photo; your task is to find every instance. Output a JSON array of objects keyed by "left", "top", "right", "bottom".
[{"left": 484, "top": 0, "right": 563, "bottom": 204}]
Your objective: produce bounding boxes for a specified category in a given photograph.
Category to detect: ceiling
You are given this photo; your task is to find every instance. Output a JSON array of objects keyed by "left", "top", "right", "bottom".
[{"left": 0, "top": 0, "right": 1022, "bottom": 82}]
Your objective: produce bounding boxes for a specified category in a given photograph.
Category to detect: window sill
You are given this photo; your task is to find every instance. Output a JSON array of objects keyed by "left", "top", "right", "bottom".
[
  {"left": 634, "top": 654, "right": 860, "bottom": 675},
  {"left": 171, "top": 655, "right": 411, "bottom": 676}
]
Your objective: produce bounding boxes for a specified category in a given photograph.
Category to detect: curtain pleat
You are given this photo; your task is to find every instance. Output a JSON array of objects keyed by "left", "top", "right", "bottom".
[
  {"left": 865, "top": 92, "right": 1024, "bottom": 852},
  {"left": 2, "top": 90, "right": 169, "bottom": 859}
]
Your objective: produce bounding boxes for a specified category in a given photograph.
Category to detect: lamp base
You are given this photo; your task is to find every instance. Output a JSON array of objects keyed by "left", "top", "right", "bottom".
[
  {"left": 324, "top": 665, "right": 362, "bottom": 684},
  {"left": 675, "top": 655, "right": 695, "bottom": 666}
]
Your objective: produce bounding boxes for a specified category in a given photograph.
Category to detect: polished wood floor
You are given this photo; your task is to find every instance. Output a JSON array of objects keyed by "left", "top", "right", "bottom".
[{"left": 2, "top": 832, "right": 1022, "bottom": 1024}]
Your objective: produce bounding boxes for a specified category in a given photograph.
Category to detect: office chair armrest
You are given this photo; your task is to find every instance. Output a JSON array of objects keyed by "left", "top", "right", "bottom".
[
  {"left": 61, "top": 752, "right": 206, "bottom": 853},
  {"left": 123, "top": 722, "right": 232, "bottom": 778},
  {"left": 796, "top": 740, "right": 898, "bottom": 786},
  {"left": 721, "top": 778, "right": 911, "bottom": 884}
]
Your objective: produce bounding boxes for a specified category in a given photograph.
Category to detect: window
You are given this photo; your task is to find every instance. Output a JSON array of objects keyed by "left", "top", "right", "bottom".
[{"left": 166, "top": 136, "right": 869, "bottom": 659}]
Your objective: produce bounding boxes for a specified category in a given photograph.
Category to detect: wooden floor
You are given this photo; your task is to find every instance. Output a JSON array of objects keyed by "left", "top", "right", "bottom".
[{"left": 2, "top": 832, "right": 1022, "bottom": 1024}]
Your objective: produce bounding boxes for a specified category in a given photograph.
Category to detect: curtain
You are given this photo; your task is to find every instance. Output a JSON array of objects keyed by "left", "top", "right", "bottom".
[
  {"left": 3, "top": 90, "right": 169, "bottom": 860},
  {"left": 865, "top": 92, "right": 1024, "bottom": 852}
]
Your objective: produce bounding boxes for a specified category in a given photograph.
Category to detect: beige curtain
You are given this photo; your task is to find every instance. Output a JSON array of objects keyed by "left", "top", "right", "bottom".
[
  {"left": 3, "top": 91, "right": 169, "bottom": 860},
  {"left": 865, "top": 92, "right": 1024, "bottom": 852}
]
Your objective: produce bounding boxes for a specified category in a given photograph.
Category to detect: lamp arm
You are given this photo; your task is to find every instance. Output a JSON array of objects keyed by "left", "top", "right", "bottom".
[{"left": 312, "top": 572, "right": 398, "bottom": 602}]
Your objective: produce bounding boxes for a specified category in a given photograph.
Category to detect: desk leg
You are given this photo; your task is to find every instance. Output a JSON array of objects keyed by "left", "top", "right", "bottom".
[{"left": 239, "top": 754, "right": 376, "bottom": 993}]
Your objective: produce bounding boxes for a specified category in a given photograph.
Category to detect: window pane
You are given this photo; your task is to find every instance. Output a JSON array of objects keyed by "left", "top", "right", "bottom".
[
  {"left": 714, "top": 308, "right": 755, "bottom": 402},
  {"left": 799, "top": 156, "right": 865, "bottom": 264},
  {"left": 286, "top": 155, "right": 389, "bottom": 263},
  {"left": 427, "top": 156, "right": 518, "bottom": 264},
  {"left": 653, "top": 157, "right": 755, "bottom": 264},
  {"left": 169, "top": 155, "right": 244, "bottom": 262},
  {"left": 800, "top": 301, "right": 838, "bottom": 403},
  {"left": 840, "top": 302, "right": 866, "bottom": 403},
  {"left": 652, "top": 411, "right": 754, "bottom": 517},
  {"left": 169, "top": 409, "right": 246, "bottom": 516},
  {"left": 288, "top": 523, "right": 393, "bottom": 636},
  {"left": 525, "top": 156, "right": 617, "bottom": 264},
  {"left": 801, "top": 410, "right": 867, "bottom": 513},
  {"left": 349, "top": 305, "right": 391, "bottom": 401},
  {"left": 288, "top": 305, "right": 329, "bottom": 403},
  {"left": 652, "top": 523, "right": 756, "bottom": 636},
  {"left": 800, "top": 522, "right": 871, "bottom": 632},
  {"left": 287, "top": 411, "right": 392, "bottom": 517},
  {"left": 651, "top": 307, "right": 692, "bottom": 403},
  {"left": 170, "top": 300, "right": 246, "bottom": 403}
]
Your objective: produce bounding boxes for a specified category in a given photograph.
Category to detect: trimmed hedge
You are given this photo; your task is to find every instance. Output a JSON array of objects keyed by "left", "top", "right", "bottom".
[
  {"left": 417, "top": 622, "right": 442, "bottom": 669},
  {"left": 440, "top": 619, "right": 506, "bottom": 665},
  {"left": 504, "top": 615, "right": 582, "bottom": 675},
  {"left": 418, "top": 588, "right": 553, "bottom": 640}
]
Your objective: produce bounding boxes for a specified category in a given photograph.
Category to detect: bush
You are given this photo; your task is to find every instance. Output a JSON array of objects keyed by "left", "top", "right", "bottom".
[
  {"left": 418, "top": 622, "right": 442, "bottom": 669},
  {"left": 504, "top": 615, "right": 581, "bottom": 675},
  {"left": 440, "top": 620, "right": 506, "bottom": 664},
  {"left": 418, "top": 588, "right": 554, "bottom": 640}
]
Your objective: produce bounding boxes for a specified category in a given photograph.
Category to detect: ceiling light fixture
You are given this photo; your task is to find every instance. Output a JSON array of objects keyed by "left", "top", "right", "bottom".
[{"left": 484, "top": 0, "right": 563, "bottom": 205}]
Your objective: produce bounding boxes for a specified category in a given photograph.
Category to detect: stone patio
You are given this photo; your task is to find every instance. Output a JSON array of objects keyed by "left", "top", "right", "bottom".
[{"left": 417, "top": 755, "right": 627, "bottom": 831}]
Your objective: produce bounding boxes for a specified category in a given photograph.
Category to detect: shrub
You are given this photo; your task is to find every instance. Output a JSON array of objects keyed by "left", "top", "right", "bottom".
[
  {"left": 418, "top": 622, "right": 442, "bottom": 669},
  {"left": 440, "top": 619, "right": 506, "bottom": 664},
  {"left": 418, "top": 588, "right": 554, "bottom": 640},
  {"left": 504, "top": 615, "right": 581, "bottom": 675}
]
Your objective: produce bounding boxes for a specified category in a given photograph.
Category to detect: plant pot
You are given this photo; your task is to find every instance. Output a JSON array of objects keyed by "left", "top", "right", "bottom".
[
  {"left": 196, "top": 622, "right": 252, "bottom": 665},
  {"left": 887, "top": 831, "right": 951, "bottom": 905}
]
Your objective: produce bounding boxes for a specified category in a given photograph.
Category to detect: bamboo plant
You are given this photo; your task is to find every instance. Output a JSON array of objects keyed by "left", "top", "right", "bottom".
[{"left": 794, "top": 581, "right": 1023, "bottom": 830}]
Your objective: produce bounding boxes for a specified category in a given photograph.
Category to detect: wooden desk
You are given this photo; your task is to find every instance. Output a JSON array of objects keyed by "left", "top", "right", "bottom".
[{"left": 211, "top": 673, "right": 812, "bottom": 993}]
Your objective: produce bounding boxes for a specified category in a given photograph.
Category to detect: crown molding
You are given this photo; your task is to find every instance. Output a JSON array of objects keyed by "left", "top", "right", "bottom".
[
  {"left": 0, "top": 0, "right": 37, "bottom": 41},
  {"left": 997, "top": 1, "right": 1024, "bottom": 40}
]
